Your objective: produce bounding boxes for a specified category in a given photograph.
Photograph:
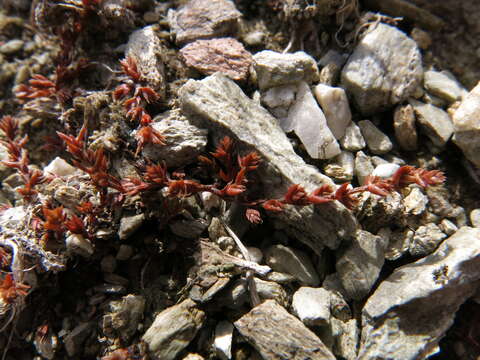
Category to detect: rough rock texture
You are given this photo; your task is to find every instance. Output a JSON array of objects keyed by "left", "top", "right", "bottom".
[
  {"left": 393, "top": 104, "right": 418, "bottom": 151},
  {"left": 167, "top": 0, "right": 241, "bottom": 45},
  {"left": 314, "top": 84, "right": 352, "bottom": 139},
  {"left": 142, "top": 299, "right": 206, "bottom": 360},
  {"left": 341, "top": 23, "right": 423, "bottom": 115},
  {"left": 285, "top": 82, "right": 341, "bottom": 159},
  {"left": 358, "top": 227, "right": 480, "bottom": 360},
  {"left": 409, "top": 223, "right": 447, "bottom": 257},
  {"left": 179, "top": 74, "right": 357, "bottom": 253},
  {"left": 410, "top": 100, "right": 454, "bottom": 147},
  {"left": 354, "top": 151, "right": 374, "bottom": 185},
  {"left": 234, "top": 300, "right": 336, "bottom": 360},
  {"left": 291, "top": 287, "right": 331, "bottom": 326},
  {"left": 452, "top": 82, "right": 480, "bottom": 167},
  {"left": 340, "top": 122, "right": 366, "bottom": 151},
  {"left": 424, "top": 70, "right": 464, "bottom": 103},
  {"left": 253, "top": 50, "right": 319, "bottom": 90},
  {"left": 265, "top": 245, "right": 320, "bottom": 286},
  {"left": 126, "top": 26, "right": 165, "bottom": 95},
  {"left": 358, "top": 120, "right": 393, "bottom": 154},
  {"left": 143, "top": 110, "right": 208, "bottom": 167},
  {"left": 336, "top": 230, "right": 387, "bottom": 300},
  {"left": 324, "top": 151, "right": 355, "bottom": 181},
  {"left": 102, "top": 295, "right": 145, "bottom": 342},
  {"left": 180, "top": 38, "right": 252, "bottom": 81}
]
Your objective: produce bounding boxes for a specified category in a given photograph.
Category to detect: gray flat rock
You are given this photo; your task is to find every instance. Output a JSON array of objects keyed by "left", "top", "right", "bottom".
[
  {"left": 167, "top": 0, "right": 241, "bottom": 45},
  {"left": 253, "top": 50, "right": 319, "bottom": 90},
  {"left": 142, "top": 299, "right": 205, "bottom": 360},
  {"left": 179, "top": 73, "right": 357, "bottom": 253},
  {"left": 234, "top": 300, "right": 335, "bottom": 360},
  {"left": 336, "top": 230, "right": 387, "bottom": 300},
  {"left": 358, "top": 227, "right": 480, "bottom": 360},
  {"left": 341, "top": 23, "right": 423, "bottom": 115},
  {"left": 410, "top": 100, "right": 454, "bottom": 147}
]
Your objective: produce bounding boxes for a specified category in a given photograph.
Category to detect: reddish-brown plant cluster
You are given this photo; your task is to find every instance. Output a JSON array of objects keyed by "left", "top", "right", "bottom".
[
  {"left": 39, "top": 204, "right": 89, "bottom": 244},
  {"left": 0, "top": 116, "right": 48, "bottom": 201},
  {"left": 121, "top": 136, "right": 446, "bottom": 224},
  {"left": 113, "top": 56, "right": 164, "bottom": 155},
  {"left": 0, "top": 274, "right": 30, "bottom": 305},
  {"left": 56, "top": 123, "right": 123, "bottom": 193}
]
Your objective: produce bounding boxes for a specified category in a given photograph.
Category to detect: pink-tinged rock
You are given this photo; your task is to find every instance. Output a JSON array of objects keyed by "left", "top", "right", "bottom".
[
  {"left": 168, "top": 0, "right": 241, "bottom": 45},
  {"left": 180, "top": 38, "right": 252, "bottom": 81}
]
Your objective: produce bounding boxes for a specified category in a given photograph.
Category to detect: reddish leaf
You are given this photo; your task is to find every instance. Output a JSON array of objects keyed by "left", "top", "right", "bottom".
[{"left": 245, "top": 208, "right": 263, "bottom": 224}]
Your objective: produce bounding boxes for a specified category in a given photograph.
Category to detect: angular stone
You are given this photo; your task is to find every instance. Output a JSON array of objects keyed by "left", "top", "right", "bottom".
[
  {"left": 214, "top": 321, "right": 233, "bottom": 360},
  {"left": 179, "top": 73, "right": 357, "bottom": 253},
  {"left": 313, "top": 84, "right": 352, "bottom": 139},
  {"left": 358, "top": 227, "right": 480, "bottom": 360},
  {"left": 410, "top": 100, "right": 454, "bottom": 147},
  {"left": 371, "top": 163, "right": 399, "bottom": 179},
  {"left": 102, "top": 295, "right": 145, "bottom": 342},
  {"left": 452, "top": 82, "right": 480, "bottom": 167},
  {"left": 324, "top": 151, "right": 354, "bottom": 181},
  {"left": 471, "top": 209, "right": 480, "bottom": 228},
  {"left": 330, "top": 318, "right": 359, "bottom": 360},
  {"left": 292, "top": 287, "right": 331, "bottom": 326},
  {"left": 44, "top": 157, "right": 78, "bottom": 177},
  {"left": 358, "top": 120, "right": 393, "bottom": 155},
  {"left": 336, "top": 230, "right": 387, "bottom": 300},
  {"left": 439, "top": 219, "right": 458, "bottom": 236},
  {"left": 341, "top": 23, "right": 423, "bottom": 115},
  {"left": 168, "top": 0, "right": 241, "bottom": 45},
  {"left": 126, "top": 26, "right": 165, "bottom": 95},
  {"left": 409, "top": 223, "right": 447, "bottom": 257},
  {"left": 403, "top": 187, "right": 428, "bottom": 216},
  {"left": 118, "top": 213, "right": 145, "bottom": 240},
  {"left": 234, "top": 300, "right": 335, "bottom": 360},
  {"left": 424, "top": 70, "right": 464, "bottom": 103},
  {"left": 393, "top": 104, "right": 418, "bottom": 151},
  {"left": 143, "top": 110, "right": 208, "bottom": 167},
  {"left": 64, "top": 323, "right": 92, "bottom": 357},
  {"left": 142, "top": 299, "right": 206, "bottom": 360},
  {"left": 253, "top": 50, "right": 319, "bottom": 90},
  {"left": 340, "top": 122, "right": 366, "bottom": 151},
  {"left": 261, "top": 84, "right": 297, "bottom": 109},
  {"left": 180, "top": 38, "right": 252, "bottom": 81},
  {"left": 265, "top": 244, "right": 319, "bottom": 286},
  {"left": 354, "top": 151, "right": 374, "bottom": 185},
  {"left": 385, "top": 228, "right": 413, "bottom": 261},
  {"left": 286, "top": 82, "right": 341, "bottom": 159}
]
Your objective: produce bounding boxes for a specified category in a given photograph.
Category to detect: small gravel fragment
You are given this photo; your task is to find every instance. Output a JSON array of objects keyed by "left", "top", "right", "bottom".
[
  {"left": 471, "top": 209, "right": 480, "bottom": 228},
  {"left": 409, "top": 223, "right": 447, "bottom": 257},
  {"left": 324, "top": 151, "right": 354, "bottom": 181},
  {"left": 0, "top": 39, "right": 24, "bottom": 55},
  {"left": 424, "top": 70, "right": 464, "bottom": 103},
  {"left": 118, "top": 214, "right": 145, "bottom": 240},
  {"left": 452, "top": 82, "right": 480, "bottom": 168},
  {"left": 393, "top": 104, "right": 418, "bottom": 151},
  {"left": 358, "top": 120, "right": 393, "bottom": 154},
  {"left": 142, "top": 299, "right": 206, "bottom": 360},
  {"left": 265, "top": 244, "right": 320, "bottom": 286},
  {"left": 214, "top": 321, "right": 234, "bottom": 360},
  {"left": 354, "top": 151, "right": 374, "bottom": 185},
  {"left": 253, "top": 50, "right": 319, "bottom": 90},
  {"left": 314, "top": 84, "right": 352, "bottom": 139},
  {"left": 340, "top": 122, "right": 366, "bottom": 151},
  {"left": 180, "top": 38, "right": 252, "bottom": 81},
  {"left": 116, "top": 245, "right": 134, "bottom": 261},
  {"left": 410, "top": 99, "right": 454, "bottom": 147},
  {"left": 292, "top": 287, "right": 331, "bottom": 326}
]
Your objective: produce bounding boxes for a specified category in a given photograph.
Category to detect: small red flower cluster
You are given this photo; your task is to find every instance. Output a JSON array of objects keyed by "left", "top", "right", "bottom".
[
  {"left": 0, "top": 116, "right": 48, "bottom": 201},
  {"left": 113, "top": 56, "right": 165, "bottom": 156}
]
